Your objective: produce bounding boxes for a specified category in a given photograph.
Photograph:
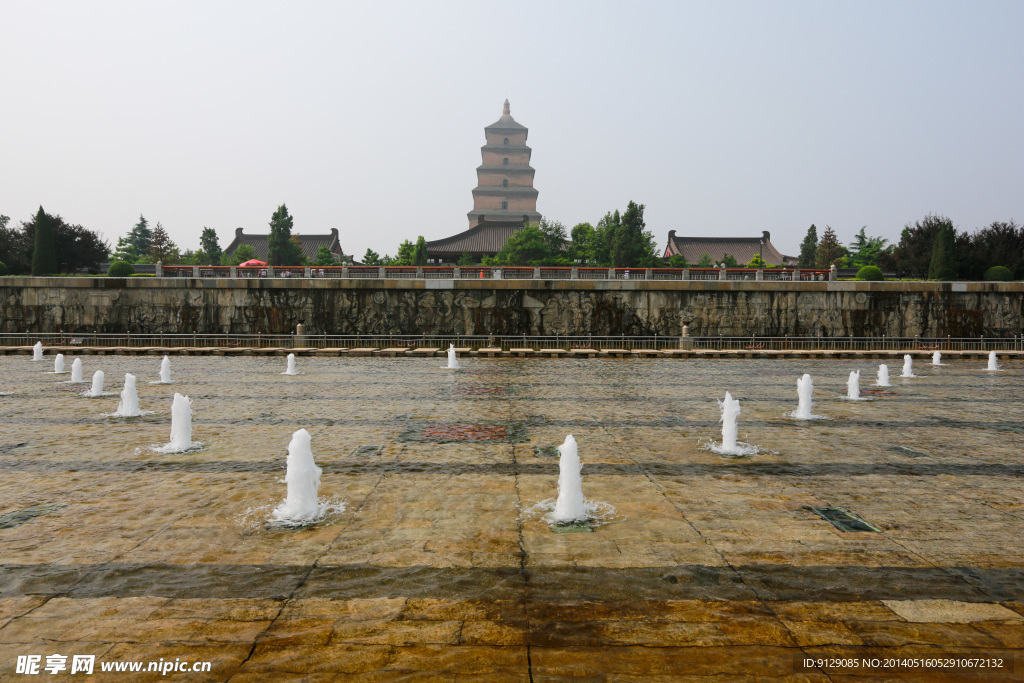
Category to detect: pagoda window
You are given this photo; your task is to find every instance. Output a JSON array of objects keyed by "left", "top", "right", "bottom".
[
  {"left": 502, "top": 201, "right": 508, "bottom": 210},
  {"left": 503, "top": 138, "right": 509, "bottom": 145},
  {"left": 502, "top": 158, "right": 509, "bottom": 165},
  {"left": 502, "top": 179, "right": 508, "bottom": 187}
]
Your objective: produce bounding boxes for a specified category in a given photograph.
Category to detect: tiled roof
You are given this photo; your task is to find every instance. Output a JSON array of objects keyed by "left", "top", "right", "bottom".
[
  {"left": 426, "top": 221, "right": 527, "bottom": 256},
  {"left": 664, "top": 230, "right": 796, "bottom": 266},
  {"left": 224, "top": 228, "right": 342, "bottom": 261}
]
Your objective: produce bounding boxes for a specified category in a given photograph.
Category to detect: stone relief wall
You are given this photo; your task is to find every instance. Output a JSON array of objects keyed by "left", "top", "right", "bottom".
[{"left": 0, "top": 280, "right": 1020, "bottom": 338}]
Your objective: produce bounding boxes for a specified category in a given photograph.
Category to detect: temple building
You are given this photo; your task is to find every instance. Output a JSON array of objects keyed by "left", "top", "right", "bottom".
[
  {"left": 426, "top": 100, "right": 540, "bottom": 263},
  {"left": 663, "top": 230, "right": 798, "bottom": 267},
  {"left": 224, "top": 227, "right": 344, "bottom": 262}
]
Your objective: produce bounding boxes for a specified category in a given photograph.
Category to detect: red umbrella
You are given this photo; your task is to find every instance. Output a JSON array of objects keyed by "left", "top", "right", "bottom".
[{"left": 239, "top": 259, "right": 268, "bottom": 267}]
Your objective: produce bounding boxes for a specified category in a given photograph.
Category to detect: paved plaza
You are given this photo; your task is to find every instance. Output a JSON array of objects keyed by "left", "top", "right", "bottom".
[{"left": 1, "top": 355, "right": 1022, "bottom": 680}]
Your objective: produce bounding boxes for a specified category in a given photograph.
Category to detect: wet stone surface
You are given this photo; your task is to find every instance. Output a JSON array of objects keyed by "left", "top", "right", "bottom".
[{"left": 1, "top": 355, "right": 1023, "bottom": 679}]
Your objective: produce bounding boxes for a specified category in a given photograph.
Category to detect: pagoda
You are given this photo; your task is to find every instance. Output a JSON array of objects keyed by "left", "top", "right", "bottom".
[{"left": 466, "top": 99, "right": 541, "bottom": 229}]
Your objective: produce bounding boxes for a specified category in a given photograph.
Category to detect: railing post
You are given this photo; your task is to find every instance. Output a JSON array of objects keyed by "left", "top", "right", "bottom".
[
  {"left": 230, "top": 265, "right": 237, "bottom": 278},
  {"left": 682, "top": 268, "right": 689, "bottom": 281},
  {"left": 378, "top": 266, "right": 385, "bottom": 278},
  {"left": 718, "top": 267, "right": 726, "bottom": 281},
  {"left": 341, "top": 264, "right": 349, "bottom": 278},
  {"left": 644, "top": 268, "right": 652, "bottom": 280},
  {"left": 534, "top": 267, "right": 541, "bottom": 279},
  {"left": 756, "top": 269, "right": 764, "bottom": 281},
  {"left": 829, "top": 264, "right": 837, "bottom": 281},
  {"left": 608, "top": 267, "right": 615, "bottom": 279},
  {"left": 453, "top": 266, "right": 460, "bottom": 278},
  {"left": 192, "top": 265, "right": 200, "bottom": 278},
  {"left": 416, "top": 266, "right": 423, "bottom": 278},
  {"left": 571, "top": 267, "right": 578, "bottom": 280},
  {"left": 792, "top": 268, "right": 800, "bottom": 281},
  {"left": 155, "top": 260, "right": 163, "bottom": 277},
  {"left": 304, "top": 266, "right": 311, "bottom": 278}
]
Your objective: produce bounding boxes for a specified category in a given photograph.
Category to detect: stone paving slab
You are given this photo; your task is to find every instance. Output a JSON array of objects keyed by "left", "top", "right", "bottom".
[{"left": 0, "top": 356, "right": 1022, "bottom": 679}]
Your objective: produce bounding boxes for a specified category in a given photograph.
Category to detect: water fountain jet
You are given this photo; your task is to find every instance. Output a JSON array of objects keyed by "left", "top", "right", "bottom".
[
  {"left": 445, "top": 344, "right": 460, "bottom": 370},
  {"left": 987, "top": 351, "right": 1000, "bottom": 371},
  {"left": 31, "top": 342, "right": 44, "bottom": 361},
  {"left": 847, "top": 370, "right": 861, "bottom": 399},
  {"left": 552, "top": 434, "right": 587, "bottom": 524},
  {"left": 157, "top": 356, "right": 171, "bottom": 383},
  {"left": 53, "top": 354, "right": 66, "bottom": 374},
  {"left": 932, "top": 350, "right": 943, "bottom": 366},
  {"left": 876, "top": 364, "right": 891, "bottom": 387},
  {"left": 790, "top": 374, "right": 819, "bottom": 420},
  {"left": 901, "top": 354, "right": 915, "bottom": 378},
  {"left": 282, "top": 353, "right": 298, "bottom": 375},
  {"left": 270, "top": 429, "right": 323, "bottom": 525},
  {"left": 69, "top": 358, "right": 84, "bottom": 383},
  {"left": 113, "top": 373, "right": 147, "bottom": 417},
  {"left": 84, "top": 371, "right": 105, "bottom": 397},
  {"left": 155, "top": 393, "right": 199, "bottom": 453}
]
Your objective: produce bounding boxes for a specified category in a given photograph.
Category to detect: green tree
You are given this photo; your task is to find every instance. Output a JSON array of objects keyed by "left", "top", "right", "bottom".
[
  {"left": 816, "top": 225, "right": 843, "bottom": 267},
  {"left": 146, "top": 222, "right": 178, "bottom": 263},
  {"left": 893, "top": 214, "right": 950, "bottom": 278},
  {"left": 31, "top": 207, "right": 58, "bottom": 275},
  {"left": 224, "top": 244, "right": 256, "bottom": 265},
  {"left": 22, "top": 208, "right": 107, "bottom": 274},
  {"left": 128, "top": 215, "right": 152, "bottom": 256},
  {"left": 539, "top": 218, "right": 569, "bottom": 261},
  {"left": 798, "top": 224, "right": 818, "bottom": 268},
  {"left": 956, "top": 220, "right": 1023, "bottom": 280},
  {"left": 362, "top": 248, "right": 381, "bottom": 265},
  {"left": 411, "top": 236, "right": 428, "bottom": 266},
  {"left": 111, "top": 236, "right": 139, "bottom": 264},
  {"left": 457, "top": 251, "right": 475, "bottom": 266},
  {"left": 199, "top": 227, "right": 221, "bottom": 265},
  {"left": 697, "top": 253, "right": 713, "bottom": 267},
  {"left": 668, "top": 254, "right": 688, "bottom": 268},
  {"left": 928, "top": 220, "right": 958, "bottom": 280},
  {"left": 311, "top": 246, "right": 337, "bottom": 266},
  {"left": 267, "top": 204, "right": 303, "bottom": 265},
  {"left": 568, "top": 222, "right": 598, "bottom": 265},
  {"left": 848, "top": 227, "right": 891, "bottom": 268},
  {"left": 593, "top": 211, "right": 620, "bottom": 266},
  {"left": 393, "top": 240, "right": 416, "bottom": 265},
  {"left": 610, "top": 201, "right": 658, "bottom": 267},
  {"left": 746, "top": 254, "right": 767, "bottom": 268},
  {"left": 493, "top": 225, "right": 553, "bottom": 265}
]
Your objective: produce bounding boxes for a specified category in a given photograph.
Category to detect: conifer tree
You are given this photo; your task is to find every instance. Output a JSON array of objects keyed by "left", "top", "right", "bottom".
[
  {"left": 928, "top": 221, "right": 958, "bottom": 280},
  {"left": 147, "top": 222, "right": 178, "bottom": 263},
  {"left": 798, "top": 224, "right": 818, "bottom": 268},
  {"left": 267, "top": 204, "right": 304, "bottom": 265},
  {"left": 128, "top": 215, "right": 152, "bottom": 256},
  {"left": 815, "top": 225, "right": 843, "bottom": 267},
  {"left": 199, "top": 227, "right": 221, "bottom": 264},
  {"left": 30, "top": 206, "right": 58, "bottom": 275}
]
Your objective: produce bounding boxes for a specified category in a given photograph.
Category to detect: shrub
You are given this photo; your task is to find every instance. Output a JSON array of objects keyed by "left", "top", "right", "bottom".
[
  {"left": 107, "top": 260, "right": 135, "bottom": 277},
  {"left": 0, "top": 261, "right": 7, "bottom": 276},
  {"left": 856, "top": 266, "right": 884, "bottom": 281},
  {"left": 984, "top": 266, "right": 1014, "bottom": 281}
]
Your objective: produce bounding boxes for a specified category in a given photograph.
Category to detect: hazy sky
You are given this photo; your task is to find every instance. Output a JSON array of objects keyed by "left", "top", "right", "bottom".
[{"left": 2, "top": 1, "right": 1021, "bottom": 260}]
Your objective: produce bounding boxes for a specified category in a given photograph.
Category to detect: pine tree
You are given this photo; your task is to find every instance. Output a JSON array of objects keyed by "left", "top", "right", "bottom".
[
  {"left": 199, "top": 227, "right": 221, "bottom": 265},
  {"left": 267, "top": 204, "right": 303, "bottom": 265},
  {"left": 31, "top": 207, "right": 58, "bottom": 275},
  {"left": 798, "top": 224, "right": 818, "bottom": 268},
  {"left": 128, "top": 215, "right": 152, "bottom": 256},
  {"left": 112, "top": 236, "right": 139, "bottom": 263},
  {"left": 147, "top": 223, "right": 179, "bottom": 263},
  {"left": 816, "top": 225, "right": 843, "bottom": 267},
  {"left": 412, "top": 236, "right": 428, "bottom": 266},
  {"left": 362, "top": 248, "right": 381, "bottom": 265},
  {"left": 928, "top": 221, "right": 958, "bottom": 280},
  {"left": 612, "top": 201, "right": 653, "bottom": 267}
]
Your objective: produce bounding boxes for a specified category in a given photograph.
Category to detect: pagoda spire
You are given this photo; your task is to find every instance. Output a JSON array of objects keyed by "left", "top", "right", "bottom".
[{"left": 502, "top": 99, "right": 511, "bottom": 118}]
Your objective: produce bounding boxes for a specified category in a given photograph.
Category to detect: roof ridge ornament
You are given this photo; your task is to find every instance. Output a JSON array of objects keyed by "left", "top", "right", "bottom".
[{"left": 502, "top": 99, "right": 511, "bottom": 117}]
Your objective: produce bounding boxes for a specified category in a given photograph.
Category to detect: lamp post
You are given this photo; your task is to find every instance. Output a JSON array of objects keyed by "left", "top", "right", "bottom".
[{"left": 759, "top": 239, "right": 764, "bottom": 268}]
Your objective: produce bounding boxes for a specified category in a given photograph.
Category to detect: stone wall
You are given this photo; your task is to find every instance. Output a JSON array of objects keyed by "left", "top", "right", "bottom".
[{"left": 0, "top": 278, "right": 1021, "bottom": 337}]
